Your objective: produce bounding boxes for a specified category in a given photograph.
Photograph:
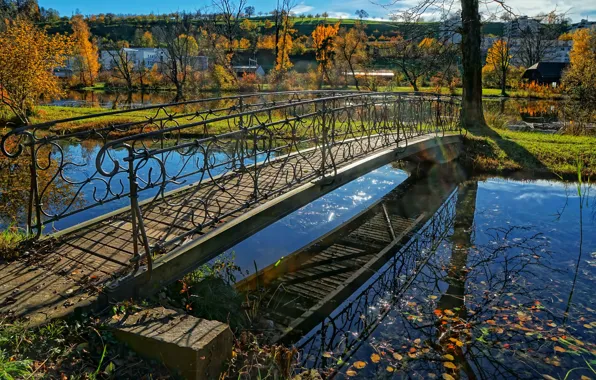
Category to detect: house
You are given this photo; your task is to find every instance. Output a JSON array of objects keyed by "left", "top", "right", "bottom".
[
  {"left": 522, "top": 62, "right": 568, "bottom": 85},
  {"left": 570, "top": 19, "right": 596, "bottom": 32},
  {"left": 99, "top": 47, "right": 209, "bottom": 71},
  {"left": 232, "top": 58, "right": 265, "bottom": 77}
]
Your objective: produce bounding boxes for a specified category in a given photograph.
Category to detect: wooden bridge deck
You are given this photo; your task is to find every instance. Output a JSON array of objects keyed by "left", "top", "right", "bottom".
[{"left": 0, "top": 133, "right": 459, "bottom": 324}]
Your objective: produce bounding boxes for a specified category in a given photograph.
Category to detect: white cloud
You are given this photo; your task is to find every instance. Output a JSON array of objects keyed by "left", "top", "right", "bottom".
[
  {"left": 327, "top": 11, "right": 351, "bottom": 18},
  {"left": 293, "top": 4, "right": 315, "bottom": 14}
]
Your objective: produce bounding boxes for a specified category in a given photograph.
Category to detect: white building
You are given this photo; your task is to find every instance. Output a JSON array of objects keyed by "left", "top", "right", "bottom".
[
  {"left": 504, "top": 16, "right": 542, "bottom": 38},
  {"left": 100, "top": 48, "right": 209, "bottom": 71}
]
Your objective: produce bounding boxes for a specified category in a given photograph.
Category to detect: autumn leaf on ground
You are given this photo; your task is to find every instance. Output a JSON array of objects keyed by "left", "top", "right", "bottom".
[
  {"left": 444, "top": 362, "right": 457, "bottom": 369},
  {"left": 371, "top": 353, "right": 381, "bottom": 363},
  {"left": 353, "top": 361, "right": 367, "bottom": 369}
]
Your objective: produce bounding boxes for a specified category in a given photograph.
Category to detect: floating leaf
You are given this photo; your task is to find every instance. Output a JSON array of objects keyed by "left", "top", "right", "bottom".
[
  {"left": 444, "top": 309, "right": 455, "bottom": 316},
  {"left": 353, "top": 361, "right": 367, "bottom": 369},
  {"left": 414, "top": 338, "right": 421, "bottom": 345},
  {"left": 393, "top": 353, "right": 403, "bottom": 360},
  {"left": 444, "top": 362, "right": 457, "bottom": 369},
  {"left": 346, "top": 370, "right": 357, "bottom": 377},
  {"left": 554, "top": 346, "right": 566, "bottom": 353},
  {"left": 430, "top": 295, "right": 438, "bottom": 300},
  {"left": 584, "top": 324, "right": 593, "bottom": 329},
  {"left": 322, "top": 352, "right": 332, "bottom": 358},
  {"left": 443, "top": 354, "right": 454, "bottom": 361},
  {"left": 486, "top": 320, "right": 496, "bottom": 325},
  {"left": 386, "top": 366, "right": 395, "bottom": 373},
  {"left": 443, "top": 374, "right": 456, "bottom": 380},
  {"left": 371, "top": 353, "right": 381, "bottom": 363},
  {"left": 542, "top": 375, "right": 557, "bottom": 380}
]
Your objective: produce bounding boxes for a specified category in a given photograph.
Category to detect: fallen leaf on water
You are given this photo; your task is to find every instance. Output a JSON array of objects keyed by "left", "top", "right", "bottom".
[
  {"left": 353, "top": 361, "right": 367, "bottom": 369},
  {"left": 444, "top": 362, "right": 457, "bottom": 369},
  {"left": 583, "top": 324, "right": 593, "bottom": 329},
  {"left": 444, "top": 309, "right": 455, "bottom": 316},
  {"left": 443, "top": 354, "right": 454, "bottom": 361},
  {"left": 580, "top": 376, "right": 591, "bottom": 380},
  {"left": 443, "top": 374, "right": 455, "bottom": 380},
  {"left": 414, "top": 338, "right": 421, "bottom": 345},
  {"left": 430, "top": 295, "right": 438, "bottom": 300},
  {"left": 393, "top": 353, "right": 403, "bottom": 360},
  {"left": 371, "top": 353, "right": 381, "bottom": 363},
  {"left": 554, "top": 346, "right": 566, "bottom": 353},
  {"left": 322, "top": 352, "right": 332, "bottom": 358},
  {"left": 346, "top": 370, "right": 357, "bottom": 377},
  {"left": 386, "top": 366, "right": 395, "bottom": 373},
  {"left": 486, "top": 320, "right": 496, "bottom": 325},
  {"left": 542, "top": 375, "right": 557, "bottom": 380}
]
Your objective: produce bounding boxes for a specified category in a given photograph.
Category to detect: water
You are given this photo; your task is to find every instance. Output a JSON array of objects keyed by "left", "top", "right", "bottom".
[
  {"left": 249, "top": 173, "right": 596, "bottom": 379},
  {"left": 50, "top": 90, "right": 566, "bottom": 124}
]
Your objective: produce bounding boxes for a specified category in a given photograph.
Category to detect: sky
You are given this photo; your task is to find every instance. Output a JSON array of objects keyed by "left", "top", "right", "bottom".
[{"left": 39, "top": 0, "right": 596, "bottom": 23}]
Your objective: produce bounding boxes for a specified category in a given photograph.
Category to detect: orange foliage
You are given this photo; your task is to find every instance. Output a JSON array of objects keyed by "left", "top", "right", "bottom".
[
  {"left": 71, "top": 15, "right": 99, "bottom": 86},
  {"left": 0, "top": 20, "right": 73, "bottom": 124}
]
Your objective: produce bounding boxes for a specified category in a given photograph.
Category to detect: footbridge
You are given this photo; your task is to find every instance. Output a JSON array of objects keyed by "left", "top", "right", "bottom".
[{"left": 0, "top": 91, "right": 462, "bottom": 321}]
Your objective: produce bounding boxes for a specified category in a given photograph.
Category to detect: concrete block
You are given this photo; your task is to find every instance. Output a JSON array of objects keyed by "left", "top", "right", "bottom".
[{"left": 109, "top": 307, "right": 233, "bottom": 379}]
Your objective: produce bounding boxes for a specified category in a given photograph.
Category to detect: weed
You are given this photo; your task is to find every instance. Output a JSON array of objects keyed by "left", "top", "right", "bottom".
[{"left": 0, "top": 349, "right": 32, "bottom": 380}]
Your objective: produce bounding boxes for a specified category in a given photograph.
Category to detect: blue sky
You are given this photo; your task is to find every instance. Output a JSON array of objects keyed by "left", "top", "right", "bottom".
[{"left": 39, "top": 0, "right": 595, "bottom": 22}]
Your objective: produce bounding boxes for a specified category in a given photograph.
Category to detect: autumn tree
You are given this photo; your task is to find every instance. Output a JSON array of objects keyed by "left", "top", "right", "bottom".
[
  {"left": 562, "top": 29, "right": 596, "bottom": 116},
  {"left": 334, "top": 22, "right": 368, "bottom": 90},
  {"left": 312, "top": 22, "right": 339, "bottom": 87},
  {"left": 71, "top": 15, "right": 99, "bottom": 86},
  {"left": 485, "top": 38, "right": 511, "bottom": 96},
  {"left": 0, "top": 20, "right": 72, "bottom": 124},
  {"left": 275, "top": 12, "right": 295, "bottom": 72}
]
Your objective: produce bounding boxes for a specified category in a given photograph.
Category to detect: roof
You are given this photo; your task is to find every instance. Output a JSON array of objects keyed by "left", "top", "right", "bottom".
[{"left": 524, "top": 62, "right": 568, "bottom": 79}]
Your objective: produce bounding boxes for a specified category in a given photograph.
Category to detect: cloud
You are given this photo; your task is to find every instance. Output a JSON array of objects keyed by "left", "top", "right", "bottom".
[
  {"left": 293, "top": 4, "right": 314, "bottom": 14},
  {"left": 327, "top": 11, "right": 351, "bottom": 18}
]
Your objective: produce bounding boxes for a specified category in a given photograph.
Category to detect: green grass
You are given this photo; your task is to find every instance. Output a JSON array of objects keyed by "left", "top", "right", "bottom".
[{"left": 461, "top": 119, "right": 596, "bottom": 178}]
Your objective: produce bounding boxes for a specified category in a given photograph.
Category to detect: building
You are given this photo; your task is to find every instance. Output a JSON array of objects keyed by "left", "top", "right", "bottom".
[
  {"left": 570, "top": 19, "right": 596, "bottom": 32},
  {"left": 504, "top": 16, "right": 542, "bottom": 38},
  {"left": 439, "top": 17, "right": 462, "bottom": 44},
  {"left": 99, "top": 47, "right": 209, "bottom": 71},
  {"left": 232, "top": 58, "right": 265, "bottom": 77},
  {"left": 522, "top": 62, "right": 568, "bottom": 85}
]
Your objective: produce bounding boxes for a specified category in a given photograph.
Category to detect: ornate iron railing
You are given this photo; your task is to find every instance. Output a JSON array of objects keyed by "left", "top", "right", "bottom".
[
  {"left": 295, "top": 188, "right": 458, "bottom": 373},
  {"left": 1, "top": 91, "right": 460, "bottom": 272}
]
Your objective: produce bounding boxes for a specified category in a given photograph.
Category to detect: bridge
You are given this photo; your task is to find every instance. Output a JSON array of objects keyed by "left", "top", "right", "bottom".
[{"left": 0, "top": 91, "right": 462, "bottom": 322}]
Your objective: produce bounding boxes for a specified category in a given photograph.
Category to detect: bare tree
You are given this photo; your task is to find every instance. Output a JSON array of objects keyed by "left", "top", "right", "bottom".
[
  {"left": 516, "top": 12, "right": 568, "bottom": 67},
  {"left": 105, "top": 41, "right": 135, "bottom": 92},
  {"left": 153, "top": 17, "right": 198, "bottom": 99}
]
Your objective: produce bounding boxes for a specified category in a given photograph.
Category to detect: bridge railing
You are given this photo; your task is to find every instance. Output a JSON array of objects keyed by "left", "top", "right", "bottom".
[
  {"left": 0, "top": 91, "right": 459, "bottom": 270},
  {"left": 0, "top": 91, "right": 354, "bottom": 235}
]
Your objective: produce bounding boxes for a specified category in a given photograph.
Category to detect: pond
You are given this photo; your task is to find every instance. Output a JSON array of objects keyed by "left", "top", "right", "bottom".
[
  {"left": 49, "top": 90, "right": 568, "bottom": 124},
  {"left": 225, "top": 163, "right": 596, "bottom": 379}
]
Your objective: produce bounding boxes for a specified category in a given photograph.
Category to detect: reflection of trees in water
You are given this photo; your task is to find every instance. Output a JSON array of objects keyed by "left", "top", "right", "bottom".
[{"left": 301, "top": 179, "right": 596, "bottom": 379}]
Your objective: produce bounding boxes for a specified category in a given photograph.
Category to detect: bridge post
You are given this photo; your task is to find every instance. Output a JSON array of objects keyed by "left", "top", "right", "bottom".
[
  {"left": 27, "top": 136, "right": 41, "bottom": 238},
  {"left": 124, "top": 145, "right": 152, "bottom": 276}
]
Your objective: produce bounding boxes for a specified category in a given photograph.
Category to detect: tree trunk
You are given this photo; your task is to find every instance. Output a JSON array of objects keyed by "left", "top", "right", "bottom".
[
  {"left": 501, "top": 68, "right": 507, "bottom": 96},
  {"left": 460, "top": 0, "right": 486, "bottom": 129}
]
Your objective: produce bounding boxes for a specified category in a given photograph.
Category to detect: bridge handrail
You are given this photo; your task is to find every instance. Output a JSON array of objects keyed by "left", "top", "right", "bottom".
[{"left": 0, "top": 91, "right": 460, "bottom": 277}]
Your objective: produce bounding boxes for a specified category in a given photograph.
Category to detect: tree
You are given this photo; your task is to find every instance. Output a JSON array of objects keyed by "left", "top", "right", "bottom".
[
  {"left": 0, "top": 20, "right": 72, "bottom": 124},
  {"left": 140, "top": 31, "right": 154, "bottom": 47},
  {"left": 563, "top": 29, "right": 596, "bottom": 107},
  {"left": 385, "top": 36, "right": 455, "bottom": 91},
  {"left": 71, "top": 15, "right": 99, "bottom": 86},
  {"left": 275, "top": 17, "right": 294, "bottom": 71},
  {"left": 312, "top": 22, "right": 339, "bottom": 87},
  {"left": 485, "top": 38, "right": 511, "bottom": 96},
  {"left": 334, "top": 22, "right": 368, "bottom": 90},
  {"left": 244, "top": 6, "right": 255, "bottom": 17},
  {"left": 516, "top": 12, "right": 567, "bottom": 67},
  {"left": 105, "top": 41, "right": 135, "bottom": 91},
  {"left": 460, "top": 0, "right": 486, "bottom": 128},
  {"left": 355, "top": 9, "right": 368, "bottom": 20},
  {"left": 153, "top": 20, "right": 198, "bottom": 98},
  {"left": 0, "top": 0, "right": 40, "bottom": 22}
]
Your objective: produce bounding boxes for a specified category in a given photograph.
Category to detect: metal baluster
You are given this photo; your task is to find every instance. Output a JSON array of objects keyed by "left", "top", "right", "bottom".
[
  {"left": 125, "top": 145, "right": 152, "bottom": 277},
  {"left": 28, "top": 135, "right": 42, "bottom": 238}
]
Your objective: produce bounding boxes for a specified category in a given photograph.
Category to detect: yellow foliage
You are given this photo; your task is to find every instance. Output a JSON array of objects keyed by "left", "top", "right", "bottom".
[
  {"left": 257, "top": 35, "right": 276, "bottom": 50},
  {"left": 0, "top": 20, "right": 73, "bottom": 124},
  {"left": 71, "top": 15, "right": 99, "bottom": 86},
  {"left": 312, "top": 22, "right": 340, "bottom": 67}
]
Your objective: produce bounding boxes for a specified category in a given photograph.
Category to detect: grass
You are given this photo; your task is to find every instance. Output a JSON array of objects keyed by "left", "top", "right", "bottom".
[
  {"left": 0, "top": 316, "right": 174, "bottom": 379},
  {"left": 0, "top": 226, "right": 29, "bottom": 259},
  {"left": 461, "top": 115, "right": 596, "bottom": 178}
]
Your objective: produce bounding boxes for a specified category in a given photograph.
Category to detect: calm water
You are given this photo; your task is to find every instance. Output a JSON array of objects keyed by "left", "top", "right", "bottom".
[
  {"left": 50, "top": 91, "right": 565, "bottom": 123},
  {"left": 253, "top": 174, "right": 594, "bottom": 379}
]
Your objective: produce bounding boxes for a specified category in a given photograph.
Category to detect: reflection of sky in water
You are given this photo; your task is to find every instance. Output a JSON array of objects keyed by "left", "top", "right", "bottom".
[
  {"left": 324, "top": 177, "right": 596, "bottom": 379},
  {"left": 33, "top": 142, "right": 271, "bottom": 231},
  {"left": 227, "top": 165, "right": 409, "bottom": 275}
]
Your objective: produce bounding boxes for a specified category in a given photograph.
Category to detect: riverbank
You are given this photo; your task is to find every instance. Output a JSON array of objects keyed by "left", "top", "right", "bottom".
[{"left": 460, "top": 122, "right": 596, "bottom": 178}]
